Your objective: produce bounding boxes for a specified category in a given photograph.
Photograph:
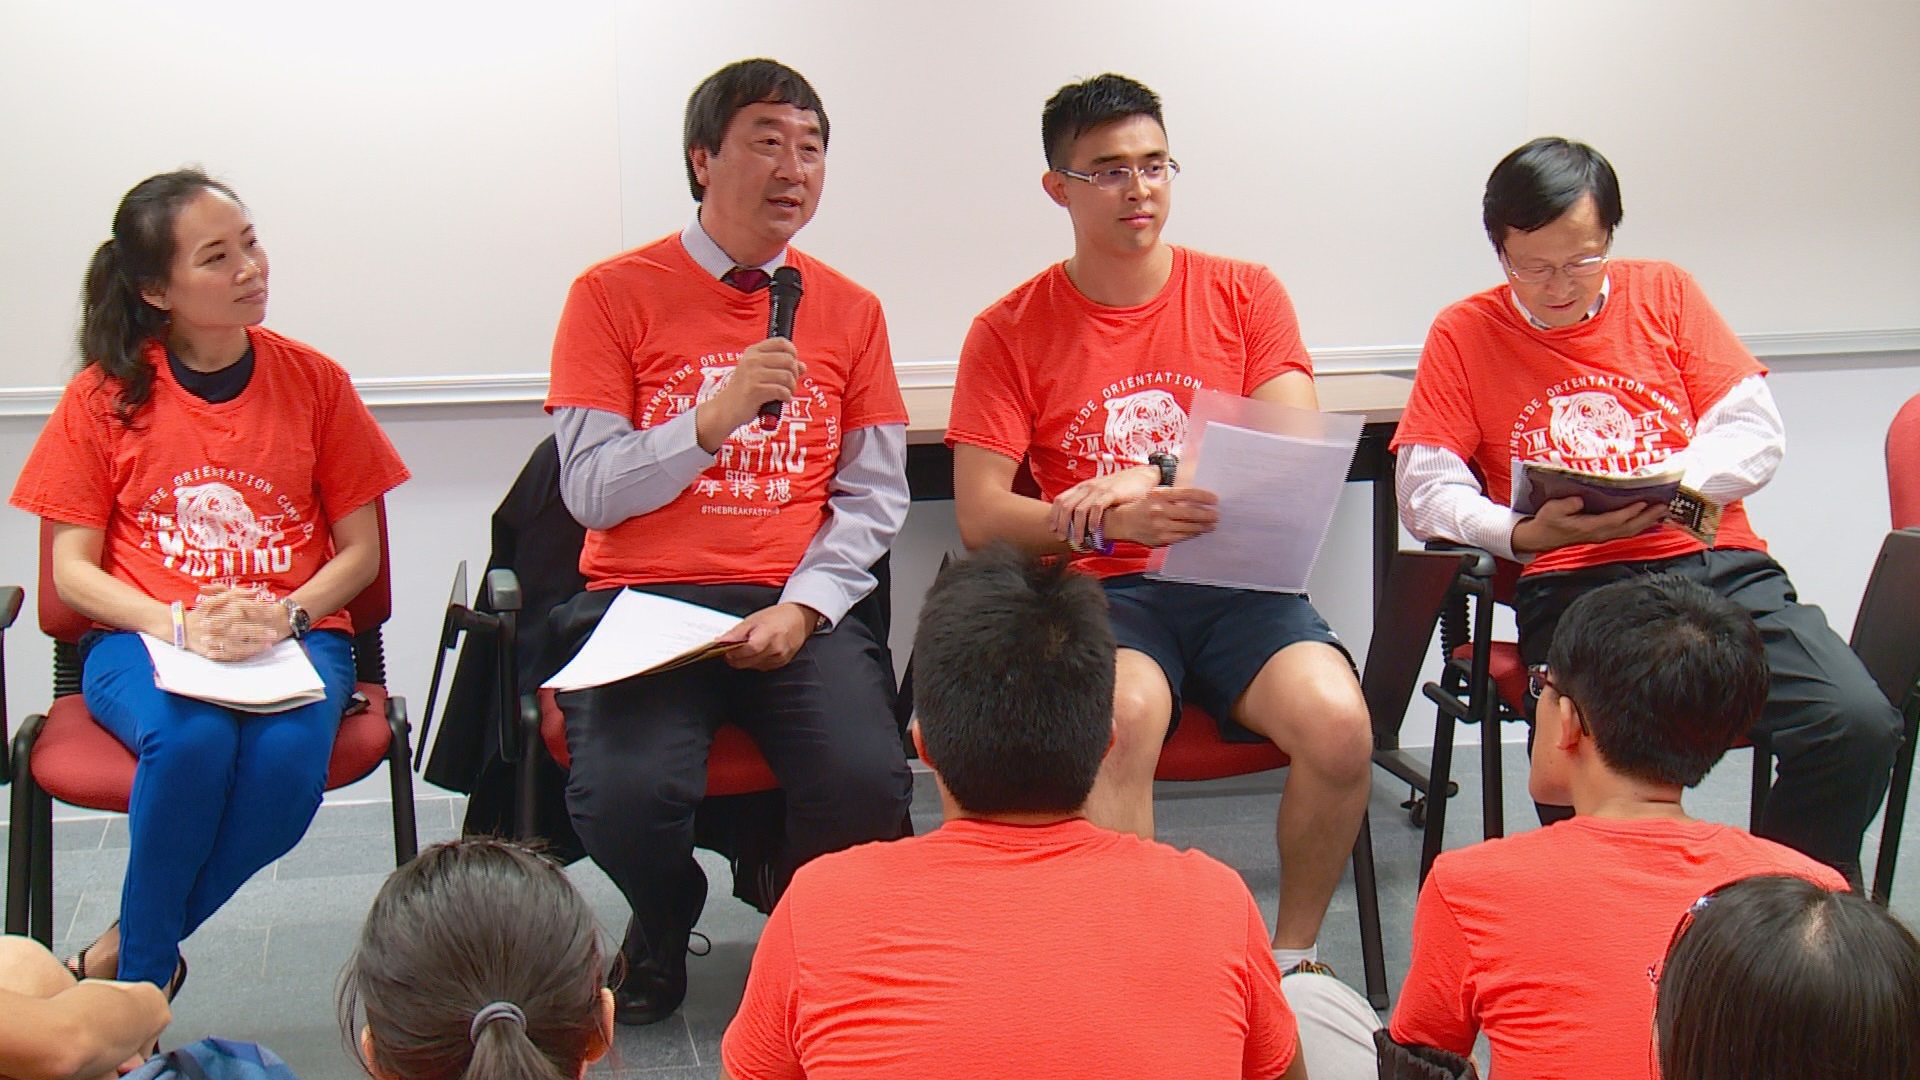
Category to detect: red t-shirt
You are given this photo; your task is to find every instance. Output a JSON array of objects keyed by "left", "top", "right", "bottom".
[
  {"left": 1389, "top": 816, "right": 1847, "bottom": 1079},
  {"left": 1391, "top": 260, "right": 1768, "bottom": 575},
  {"left": 545, "top": 236, "right": 906, "bottom": 590},
  {"left": 10, "top": 327, "right": 410, "bottom": 635},
  {"left": 947, "top": 247, "right": 1314, "bottom": 577},
  {"left": 721, "top": 817, "right": 1299, "bottom": 1080}
]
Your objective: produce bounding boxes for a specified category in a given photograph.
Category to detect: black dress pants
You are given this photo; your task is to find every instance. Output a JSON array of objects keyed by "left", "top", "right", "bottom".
[
  {"left": 1516, "top": 549, "right": 1902, "bottom": 876},
  {"left": 554, "top": 583, "right": 913, "bottom": 955}
]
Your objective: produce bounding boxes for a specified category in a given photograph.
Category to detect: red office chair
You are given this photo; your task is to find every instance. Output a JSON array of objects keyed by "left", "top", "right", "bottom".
[
  {"left": 6, "top": 499, "right": 418, "bottom": 945},
  {"left": 1890, "top": 394, "right": 1920, "bottom": 530}
]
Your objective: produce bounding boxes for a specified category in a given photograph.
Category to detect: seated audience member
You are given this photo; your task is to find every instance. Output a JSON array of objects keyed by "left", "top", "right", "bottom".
[
  {"left": 721, "top": 545, "right": 1306, "bottom": 1079},
  {"left": 0, "top": 935, "right": 170, "bottom": 1080},
  {"left": 339, "top": 838, "right": 614, "bottom": 1080},
  {"left": 1387, "top": 575, "right": 1849, "bottom": 1078},
  {"left": 1391, "top": 136, "right": 1900, "bottom": 880},
  {"left": 1656, "top": 874, "right": 1920, "bottom": 1080},
  {"left": 543, "top": 57, "right": 913, "bottom": 1025},
  {"left": 8, "top": 170, "right": 410, "bottom": 995},
  {"left": 947, "top": 71, "right": 1372, "bottom": 977}
]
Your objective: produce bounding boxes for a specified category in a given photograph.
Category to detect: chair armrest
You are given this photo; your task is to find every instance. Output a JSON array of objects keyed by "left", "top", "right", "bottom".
[
  {"left": 1421, "top": 539, "right": 1495, "bottom": 580},
  {"left": 481, "top": 569, "right": 523, "bottom": 613}
]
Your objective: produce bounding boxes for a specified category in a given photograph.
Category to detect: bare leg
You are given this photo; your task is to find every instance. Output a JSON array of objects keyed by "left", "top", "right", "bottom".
[
  {"left": 1233, "top": 643, "right": 1373, "bottom": 949},
  {"left": 1083, "top": 649, "right": 1174, "bottom": 839},
  {"left": 0, "top": 935, "right": 77, "bottom": 997}
]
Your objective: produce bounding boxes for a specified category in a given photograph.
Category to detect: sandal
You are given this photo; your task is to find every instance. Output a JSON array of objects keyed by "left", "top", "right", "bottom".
[{"left": 63, "top": 919, "right": 119, "bottom": 981}]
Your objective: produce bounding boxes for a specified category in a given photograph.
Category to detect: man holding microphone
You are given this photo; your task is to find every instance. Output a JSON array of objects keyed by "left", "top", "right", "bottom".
[{"left": 544, "top": 58, "right": 913, "bottom": 1026}]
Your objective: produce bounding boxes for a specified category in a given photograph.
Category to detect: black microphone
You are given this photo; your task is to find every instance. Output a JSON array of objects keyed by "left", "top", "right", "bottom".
[{"left": 760, "top": 266, "right": 804, "bottom": 431}]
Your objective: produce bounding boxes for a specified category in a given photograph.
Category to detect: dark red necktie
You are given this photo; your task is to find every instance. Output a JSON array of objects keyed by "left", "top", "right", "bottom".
[{"left": 723, "top": 266, "right": 770, "bottom": 292}]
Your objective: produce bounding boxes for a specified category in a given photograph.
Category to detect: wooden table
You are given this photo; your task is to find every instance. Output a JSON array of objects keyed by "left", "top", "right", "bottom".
[{"left": 900, "top": 371, "right": 1414, "bottom": 598}]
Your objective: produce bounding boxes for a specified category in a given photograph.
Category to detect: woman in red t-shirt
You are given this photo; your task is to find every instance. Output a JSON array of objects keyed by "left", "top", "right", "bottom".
[{"left": 10, "top": 170, "right": 409, "bottom": 995}]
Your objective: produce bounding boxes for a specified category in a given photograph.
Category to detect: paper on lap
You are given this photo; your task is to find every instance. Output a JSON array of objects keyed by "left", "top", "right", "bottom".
[
  {"left": 1148, "top": 388, "right": 1362, "bottom": 594},
  {"left": 141, "top": 634, "right": 327, "bottom": 713},
  {"left": 542, "top": 588, "right": 745, "bottom": 692}
]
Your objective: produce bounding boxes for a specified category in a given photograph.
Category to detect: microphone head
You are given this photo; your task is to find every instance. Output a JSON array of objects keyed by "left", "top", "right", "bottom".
[{"left": 771, "top": 265, "right": 803, "bottom": 297}]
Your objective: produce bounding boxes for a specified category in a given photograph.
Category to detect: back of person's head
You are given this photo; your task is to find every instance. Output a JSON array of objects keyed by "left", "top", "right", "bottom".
[
  {"left": 340, "top": 838, "right": 611, "bottom": 1080},
  {"left": 913, "top": 544, "right": 1115, "bottom": 814},
  {"left": 1546, "top": 573, "right": 1766, "bottom": 787},
  {"left": 82, "top": 168, "right": 244, "bottom": 424},
  {"left": 682, "top": 58, "right": 828, "bottom": 202},
  {"left": 1481, "top": 136, "right": 1622, "bottom": 253},
  {"left": 1657, "top": 874, "right": 1920, "bottom": 1080},
  {"left": 1041, "top": 73, "right": 1164, "bottom": 169}
]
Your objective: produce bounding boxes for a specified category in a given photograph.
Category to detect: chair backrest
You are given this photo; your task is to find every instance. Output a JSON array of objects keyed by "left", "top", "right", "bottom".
[
  {"left": 37, "top": 495, "right": 394, "bottom": 645},
  {"left": 1889, "top": 393, "right": 1920, "bottom": 530},
  {"left": 1849, "top": 528, "right": 1920, "bottom": 713},
  {"left": 1361, "top": 549, "right": 1479, "bottom": 744}
]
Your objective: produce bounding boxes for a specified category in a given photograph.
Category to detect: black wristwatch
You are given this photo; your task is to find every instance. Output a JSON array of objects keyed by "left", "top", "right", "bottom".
[
  {"left": 1147, "top": 451, "right": 1179, "bottom": 487},
  {"left": 281, "top": 597, "right": 312, "bottom": 640}
]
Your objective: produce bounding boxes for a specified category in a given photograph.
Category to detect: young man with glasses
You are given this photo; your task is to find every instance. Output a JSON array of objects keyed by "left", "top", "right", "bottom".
[
  {"left": 946, "top": 73, "right": 1373, "bottom": 978},
  {"left": 1383, "top": 575, "right": 1846, "bottom": 1079},
  {"left": 1392, "top": 137, "right": 1900, "bottom": 883}
]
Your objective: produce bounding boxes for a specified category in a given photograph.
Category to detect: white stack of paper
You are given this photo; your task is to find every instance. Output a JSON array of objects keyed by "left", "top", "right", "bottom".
[
  {"left": 141, "top": 635, "right": 327, "bottom": 713},
  {"left": 543, "top": 589, "right": 745, "bottom": 692}
]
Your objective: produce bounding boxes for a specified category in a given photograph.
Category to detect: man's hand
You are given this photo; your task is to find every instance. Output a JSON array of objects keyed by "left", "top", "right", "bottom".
[
  {"left": 1048, "top": 465, "right": 1159, "bottom": 547},
  {"left": 718, "top": 602, "right": 819, "bottom": 671},
  {"left": 696, "top": 338, "right": 806, "bottom": 452},
  {"left": 1105, "top": 487, "right": 1220, "bottom": 548},
  {"left": 1511, "top": 496, "right": 1669, "bottom": 554}
]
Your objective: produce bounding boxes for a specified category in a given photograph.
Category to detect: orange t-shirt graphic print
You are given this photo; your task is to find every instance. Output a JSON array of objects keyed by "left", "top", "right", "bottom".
[
  {"left": 10, "top": 327, "right": 411, "bottom": 635},
  {"left": 546, "top": 236, "right": 906, "bottom": 591},
  {"left": 1393, "top": 260, "right": 1767, "bottom": 575},
  {"left": 948, "top": 247, "right": 1313, "bottom": 578}
]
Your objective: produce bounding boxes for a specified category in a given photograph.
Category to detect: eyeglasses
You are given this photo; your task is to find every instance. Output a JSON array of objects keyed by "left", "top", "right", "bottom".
[
  {"left": 1056, "top": 159, "right": 1181, "bottom": 191},
  {"left": 1503, "top": 252, "right": 1609, "bottom": 285},
  {"left": 1648, "top": 893, "right": 1715, "bottom": 988},
  {"left": 1527, "top": 663, "right": 1553, "bottom": 699}
]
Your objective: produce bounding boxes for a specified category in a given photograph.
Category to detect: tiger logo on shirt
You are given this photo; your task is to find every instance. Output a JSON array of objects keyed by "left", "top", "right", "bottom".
[
  {"left": 1547, "top": 391, "right": 1638, "bottom": 459},
  {"left": 1102, "top": 389, "right": 1188, "bottom": 467}
]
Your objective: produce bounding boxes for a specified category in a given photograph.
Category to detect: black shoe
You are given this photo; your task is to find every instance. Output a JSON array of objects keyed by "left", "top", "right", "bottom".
[{"left": 611, "top": 869, "right": 709, "bottom": 1026}]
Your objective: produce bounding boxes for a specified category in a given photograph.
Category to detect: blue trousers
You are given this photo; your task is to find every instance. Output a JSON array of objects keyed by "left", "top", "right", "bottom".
[{"left": 81, "top": 630, "right": 355, "bottom": 986}]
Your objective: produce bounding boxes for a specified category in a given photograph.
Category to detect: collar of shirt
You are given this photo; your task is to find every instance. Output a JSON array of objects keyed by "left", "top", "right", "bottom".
[
  {"left": 681, "top": 211, "right": 788, "bottom": 280},
  {"left": 1511, "top": 272, "right": 1611, "bottom": 331}
]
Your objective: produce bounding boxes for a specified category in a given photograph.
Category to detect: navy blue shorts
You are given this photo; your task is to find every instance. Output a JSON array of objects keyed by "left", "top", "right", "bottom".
[{"left": 1101, "top": 574, "right": 1351, "bottom": 743}]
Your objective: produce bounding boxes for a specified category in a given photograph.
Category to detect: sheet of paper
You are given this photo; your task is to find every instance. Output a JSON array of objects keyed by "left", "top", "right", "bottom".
[
  {"left": 141, "top": 634, "right": 327, "bottom": 713},
  {"left": 1150, "top": 417, "right": 1359, "bottom": 593},
  {"left": 543, "top": 588, "right": 746, "bottom": 692}
]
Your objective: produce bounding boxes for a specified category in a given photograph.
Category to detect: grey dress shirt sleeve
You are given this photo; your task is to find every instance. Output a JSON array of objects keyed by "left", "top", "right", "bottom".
[
  {"left": 553, "top": 406, "right": 717, "bottom": 529},
  {"left": 779, "top": 424, "right": 910, "bottom": 629}
]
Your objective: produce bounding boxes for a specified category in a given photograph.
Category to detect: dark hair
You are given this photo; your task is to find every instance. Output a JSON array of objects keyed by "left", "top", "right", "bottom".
[
  {"left": 81, "top": 169, "right": 243, "bottom": 425},
  {"left": 1657, "top": 874, "right": 1920, "bottom": 1080},
  {"left": 1482, "top": 137, "right": 1622, "bottom": 253},
  {"left": 913, "top": 545, "right": 1115, "bottom": 814},
  {"left": 339, "top": 838, "right": 610, "bottom": 1080},
  {"left": 1546, "top": 574, "right": 1766, "bottom": 787},
  {"left": 682, "top": 58, "right": 828, "bottom": 202},
  {"left": 1041, "top": 74, "right": 1165, "bottom": 169}
]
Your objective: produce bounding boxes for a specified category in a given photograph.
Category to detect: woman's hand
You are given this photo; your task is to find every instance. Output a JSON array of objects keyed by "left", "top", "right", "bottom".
[{"left": 184, "top": 587, "right": 288, "bottom": 661}]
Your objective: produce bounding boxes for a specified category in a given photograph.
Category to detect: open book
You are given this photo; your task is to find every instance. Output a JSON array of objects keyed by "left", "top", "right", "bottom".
[
  {"left": 141, "top": 635, "right": 327, "bottom": 714},
  {"left": 1512, "top": 462, "right": 1721, "bottom": 544},
  {"left": 542, "top": 589, "right": 745, "bottom": 693}
]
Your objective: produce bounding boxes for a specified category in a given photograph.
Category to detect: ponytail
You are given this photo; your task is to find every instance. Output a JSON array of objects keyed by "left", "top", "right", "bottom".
[
  {"left": 462, "top": 1003, "right": 571, "bottom": 1080},
  {"left": 78, "top": 168, "right": 244, "bottom": 426}
]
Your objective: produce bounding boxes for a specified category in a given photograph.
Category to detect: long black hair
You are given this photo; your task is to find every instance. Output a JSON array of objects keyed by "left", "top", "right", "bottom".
[{"left": 80, "top": 169, "right": 243, "bottom": 424}]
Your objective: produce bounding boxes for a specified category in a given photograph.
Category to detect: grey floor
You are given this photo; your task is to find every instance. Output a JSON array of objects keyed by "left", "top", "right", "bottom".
[{"left": 6, "top": 744, "right": 1916, "bottom": 1080}]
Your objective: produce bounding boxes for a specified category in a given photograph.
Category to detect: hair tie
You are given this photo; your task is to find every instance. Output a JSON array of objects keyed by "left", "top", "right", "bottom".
[{"left": 468, "top": 1001, "right": 527, "bottom": 1043}]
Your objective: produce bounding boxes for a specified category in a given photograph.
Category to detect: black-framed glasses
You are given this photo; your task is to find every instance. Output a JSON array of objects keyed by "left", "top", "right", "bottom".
[
  {"left": 1527, "top": 663, "right": 1553, "bottom": 700},
  {"left": 1056, "top": 159, "right": 1181, "bottom": 191},
  {"left": 1503, "top": 252, "right": 1609, "bottom": 285}
]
